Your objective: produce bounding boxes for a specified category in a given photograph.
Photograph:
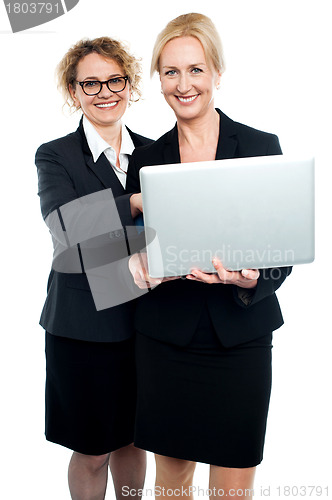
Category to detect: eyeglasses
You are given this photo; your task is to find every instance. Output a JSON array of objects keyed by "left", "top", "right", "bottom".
[{"left": 76, "top": 76, "right": 129, "bottom": 96}]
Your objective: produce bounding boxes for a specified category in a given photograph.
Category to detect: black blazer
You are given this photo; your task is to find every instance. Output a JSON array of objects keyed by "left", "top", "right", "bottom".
[
  {"left": 36, "top": 119, "right": 153, "bottom": 342},
  {"left": 126, "top": 109, "right": 292, "bottom": 347}
]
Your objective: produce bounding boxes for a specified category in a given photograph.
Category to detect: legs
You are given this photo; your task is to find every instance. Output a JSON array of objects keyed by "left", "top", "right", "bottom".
[
  {"left": 155, "top": 455, "right": 196, "bottom": 499},
  {"left": 68, "top": 444, "right": 146, "bottom": 500},
  {"left": 154, "top": 455, "right": 256, "bottom": 500},
  {"left": 209, "top": 466, "right": 256, "bottom": 499},
  {"left": 109, "top": 443, "right": 146, "bottom": 499},
  {"left": 68, "top": 452, "right": 110, "bottom": 500}
]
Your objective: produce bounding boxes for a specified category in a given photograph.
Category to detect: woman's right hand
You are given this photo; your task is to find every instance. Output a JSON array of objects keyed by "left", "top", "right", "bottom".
[
  {"left": 129, "top": 252, "right": 162, "bottom": 289},
  {"left": 128, "top": 253, "right": 181, "bottom": 289},
  {"left": 130, "top": 193, "right": 143, "bottom": 218}
]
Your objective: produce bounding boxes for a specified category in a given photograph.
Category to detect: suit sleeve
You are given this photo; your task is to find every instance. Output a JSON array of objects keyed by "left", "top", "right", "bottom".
[
  {"left": 232, "top": 133, "right": 292, "bottom": 308},
  {"left": 36, "top": 141, "right": 140, "bottom": 280},
  {"left": 36, "top": 142, "right": 79, "bottom": 221},
  {"left": 126, "top": 150, "right": 142, "bottom": 194},
  {"left": 36, "top": 142, "right": 134, "bottom": 240}
]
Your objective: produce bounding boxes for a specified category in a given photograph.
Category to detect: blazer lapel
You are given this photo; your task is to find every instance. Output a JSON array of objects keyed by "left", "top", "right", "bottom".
[
  {"left": 159, "top": 111, "right": 239, "bottom": 164},
  {"left": 78, "top": 119, "right": 125, "bottom": 193},
  {"left": 163, "top": 125, "right": 181, "bottom": 164},
  {"left": 215, "top": 109, "right": 238, "bottom": 160},
  {"left": 86, "top": 154, "right": 125, "bottom": 193}
]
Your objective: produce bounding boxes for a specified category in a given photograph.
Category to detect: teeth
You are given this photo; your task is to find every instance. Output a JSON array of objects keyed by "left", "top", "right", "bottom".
[
  {"left": 96, "top": 102, "right": 118, "bottom": 108},
  {"left": 177, "top": 95, "right": 198, "bottom": 103}
]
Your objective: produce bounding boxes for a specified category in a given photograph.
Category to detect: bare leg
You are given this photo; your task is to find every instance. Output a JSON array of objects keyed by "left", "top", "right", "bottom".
[
  {"left": 209, "top": 466, "right": 256, "bottom": 499},
  {"left": 155, "top": 454, "right": 196, "bottom": 500},
  {"left": 68, "top": 452, "right": 110, "bottom": 500},
  {"left": 109, "top": 443, "right": 146, "bottom": 500}
]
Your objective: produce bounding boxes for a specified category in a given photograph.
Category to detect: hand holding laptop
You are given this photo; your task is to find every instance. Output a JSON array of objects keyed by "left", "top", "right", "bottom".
[
  {"left": 186, "top": 257, "right": 260, "bottom": 289},
  {"left": 129, "top": 193, "right": 143, "bottom": 218},
  {"left": 139, "top": 155, "right": 315, "bottom": 276},
  {"left": 129, "top": 252, "right": 181, "bottom": 290},
  {"left": 129, "top": 253, "right": 259, "bottom": 290}
]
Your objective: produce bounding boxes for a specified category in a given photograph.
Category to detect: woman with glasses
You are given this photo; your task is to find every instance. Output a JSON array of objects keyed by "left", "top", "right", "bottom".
[
  {"left": 127, "top": 13, "right": 291, "bottom": 500},
  {"left": 35, "top": 37, "right": 151, "bottom": 500}
]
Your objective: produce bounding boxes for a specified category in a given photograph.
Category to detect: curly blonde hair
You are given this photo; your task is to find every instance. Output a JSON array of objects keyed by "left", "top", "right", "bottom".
[
  {"left": 151, "top": 13, "right": 225, "bottom": 76},
  {"left": 56, "top": 36, "right": 142, "bottom": 110}
]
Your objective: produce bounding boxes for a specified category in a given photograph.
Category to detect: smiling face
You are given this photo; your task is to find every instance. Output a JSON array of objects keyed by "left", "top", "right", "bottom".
[
  {"left": 159, "top": 36, "right": 221, "bottom": 122},
  {"left": 69, "top": 52, "right": 130, "bottom": 131}
]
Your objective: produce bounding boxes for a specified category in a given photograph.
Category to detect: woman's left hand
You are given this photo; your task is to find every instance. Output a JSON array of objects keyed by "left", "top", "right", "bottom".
[
  {"left": 129, "top": 252, "right": 181, "bottom": 289},
  {"left": 130, "top": 193, "right": 143, "bottom": 218},
  {"left": 186, "top": 257, "right": 259, "bottom": 289}
]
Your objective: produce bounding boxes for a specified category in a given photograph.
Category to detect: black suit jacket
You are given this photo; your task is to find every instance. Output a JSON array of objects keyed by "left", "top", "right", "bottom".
[
  {"left": 126, "top": 109, "right": 292, "bottom": 347},
  {"left": 36, "top": 120, "right": 153, "bottom": 342}
]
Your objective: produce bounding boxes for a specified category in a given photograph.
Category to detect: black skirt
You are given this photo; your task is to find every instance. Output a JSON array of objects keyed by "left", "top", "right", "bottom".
[
  {"left": 134, "top": 307, "right": 272, "bottom": 468},
  {"left": 45, "top": 332, "right": 137, "bottom": 455}
]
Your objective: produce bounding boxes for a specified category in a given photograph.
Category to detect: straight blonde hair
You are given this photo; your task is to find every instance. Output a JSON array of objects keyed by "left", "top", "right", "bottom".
[{"left": 151, "top": 13, "right": 225, "bottom": 76}]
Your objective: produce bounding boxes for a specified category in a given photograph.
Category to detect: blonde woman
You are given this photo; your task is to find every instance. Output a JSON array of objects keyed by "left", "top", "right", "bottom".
[
  {"left": 127, "top": 13, "right": 291, "bottom": 500},
  {"left": 35, "top": 37, "right": 151, "bottom": 500}
]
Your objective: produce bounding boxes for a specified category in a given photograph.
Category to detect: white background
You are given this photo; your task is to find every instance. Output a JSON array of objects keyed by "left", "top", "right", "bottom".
[{"left": 1, "top": 0, "right": 331, "bottom": 498}]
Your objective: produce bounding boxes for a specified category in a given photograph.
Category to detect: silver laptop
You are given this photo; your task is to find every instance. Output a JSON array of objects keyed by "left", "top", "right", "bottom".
[{"left": 139, "top": 155, "right": 315, "bottom": 278}]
